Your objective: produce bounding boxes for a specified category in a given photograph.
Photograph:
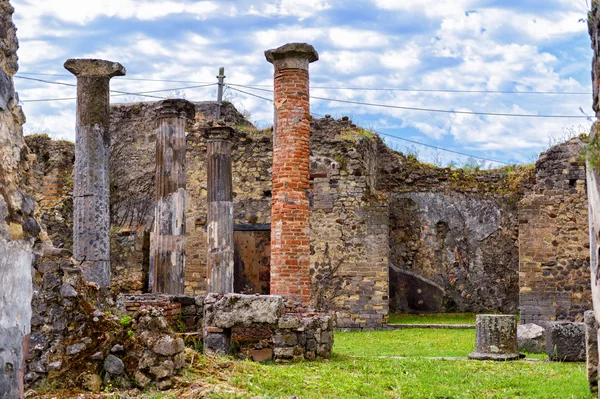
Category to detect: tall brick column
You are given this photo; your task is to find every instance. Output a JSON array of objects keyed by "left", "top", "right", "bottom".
[
  {"left": 150, "top": 99, "right": 195, "bottom": 294},
  {"left": 205, "top": 125, "right": 235, "bottom": 293},
  {"left": 64, "top": 58, "right": 125, "bottom": 288},
  {"left": 265, "top": 43, "right": 318, "bottom": 306}
]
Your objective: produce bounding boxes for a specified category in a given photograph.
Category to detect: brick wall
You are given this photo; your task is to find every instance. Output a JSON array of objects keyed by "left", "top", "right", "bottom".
[{"left": 519, "top": 137, "right": 591, "bottom": 324}]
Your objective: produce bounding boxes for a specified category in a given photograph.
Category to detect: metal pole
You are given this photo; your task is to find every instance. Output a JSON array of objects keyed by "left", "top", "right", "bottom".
[{"left": 216, "top": 67, "right": 225, "bottom": 120}]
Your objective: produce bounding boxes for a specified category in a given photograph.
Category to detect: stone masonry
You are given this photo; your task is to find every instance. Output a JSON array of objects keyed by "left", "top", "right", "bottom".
[
  {"left": 0, "top": 1, "right": 38, "bottom": 397},
  {"left": 266, "top": 43, "right": 319, "bottom": 307},
  {"left": 519, "top": 137, "right": 591, "bottom": 324}
]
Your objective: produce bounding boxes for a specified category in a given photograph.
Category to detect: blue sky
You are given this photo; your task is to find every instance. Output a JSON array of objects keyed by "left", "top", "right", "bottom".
[{"left": 10, "top": 0, "right": 594, "bottom": 167}]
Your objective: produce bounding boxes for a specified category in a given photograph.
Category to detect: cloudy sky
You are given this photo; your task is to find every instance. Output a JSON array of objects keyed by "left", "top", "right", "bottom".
[{"left": 10, "top": 0, "right": 595, "bottom": 167}]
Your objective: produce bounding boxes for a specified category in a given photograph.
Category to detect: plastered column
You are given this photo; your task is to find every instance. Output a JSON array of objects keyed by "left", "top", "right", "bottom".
[
  {"left": 205, "top": 125, "right": 234, "bottom": 293},
  {"left": 265, "top": 43, "right": 318, "bottom": 306},
  {"left": 149, "top": 99, "right": 195, "bottom": 294},
  {"left": 64, "top": 58, "right": 125, "bottom": 288}
]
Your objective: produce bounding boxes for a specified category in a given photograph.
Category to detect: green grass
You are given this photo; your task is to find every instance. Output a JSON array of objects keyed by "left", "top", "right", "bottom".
[
  {"left": 202, "top": 328, "right": 590, "bottom": 399},
  {"left": 209, "top": 355, "right": 591, "bottom": 399},
  {"left": 335, "top": 328, "right": 476, "bottom": 357},
  {"left": 388, "top": 313, "right": 477, "bottom": 325}
]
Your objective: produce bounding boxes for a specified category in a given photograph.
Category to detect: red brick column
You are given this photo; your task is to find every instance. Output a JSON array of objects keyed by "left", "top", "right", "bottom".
[{"left": 265, "top": 43, "right": 319, "bottom": 306}]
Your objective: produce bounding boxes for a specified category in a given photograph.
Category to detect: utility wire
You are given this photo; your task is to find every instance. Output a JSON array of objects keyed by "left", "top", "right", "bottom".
[
  {"left": 226, "top": 85, "right": 274, "bottom": 103},
  {"left": 230, "top": 86, "right": 510, "bottom": 165},
  {"left": 227, "top": 83, "right": 591, "bottom": 119},
  {"left": 15, "top": 76, "right": 217, "bottom": 102},
  {"left": 227, "top": 82, "right": 591, "bottom": 95},
  {"left": 16, "top": 72, "right": 591, "bottom": 95}
]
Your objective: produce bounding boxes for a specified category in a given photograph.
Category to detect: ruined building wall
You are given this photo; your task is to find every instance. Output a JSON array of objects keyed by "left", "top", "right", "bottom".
[
  {"left": 587, "top": 1, "right": 600, "bottom": 331},
  {"left": 0, "top": 1, "right": 38, "bottom": 396},
  {"left": 377, "top": 143, "right": 529, "bottom": 314},
  {"left": 309, "top": 117, "right": 389, "bottom": 328},
  {"left": 519, "top": 137, "right": 591, "bottom": 324}
]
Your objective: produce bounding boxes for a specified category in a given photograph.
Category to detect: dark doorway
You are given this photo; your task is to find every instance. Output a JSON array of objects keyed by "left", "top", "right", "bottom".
[{"left": 233, "top": 230, "right": 271, "bottom": 294}]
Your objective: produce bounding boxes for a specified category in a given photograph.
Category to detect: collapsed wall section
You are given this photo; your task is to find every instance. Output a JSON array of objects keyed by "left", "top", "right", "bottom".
[{"left": 519, "top": 137, "right": 591, "bottom": 324}]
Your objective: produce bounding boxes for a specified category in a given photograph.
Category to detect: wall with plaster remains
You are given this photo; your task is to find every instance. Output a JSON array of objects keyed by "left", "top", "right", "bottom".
[{"left": 0, "top": 1, "right": 37, "bottom": 396}]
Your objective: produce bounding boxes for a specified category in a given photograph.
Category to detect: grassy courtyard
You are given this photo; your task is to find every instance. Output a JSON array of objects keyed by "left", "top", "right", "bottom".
[{"left": 34, "top": 315, "right": 593, "bottom": 399}]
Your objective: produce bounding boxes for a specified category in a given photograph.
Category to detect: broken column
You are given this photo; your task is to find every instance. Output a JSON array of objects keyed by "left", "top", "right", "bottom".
[
  {"left": 469, "top": 314, "right": 519, "bottom": 361},
  {"left": 205, "top": 125, "right": 235, "bottom": 293},
  {"left": 149, "top": 99, "right": 195, "bottom": 294},
  {"left": 265, "top": 43, "right": 318, "bottom": 307},
  {"left": 64, "top": 58, "right": 125, "bottom": 288}
]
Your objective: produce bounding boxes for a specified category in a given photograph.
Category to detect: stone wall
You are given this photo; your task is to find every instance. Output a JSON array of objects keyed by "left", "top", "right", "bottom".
[
  {"left": 519, "top": 137, "right": 591, "bottom": 324},
  {"left": 28, "top": 102, "right": 535, "bottom": 328},
  {"left": 377, "top": 139, "right": 530, "bottom": 314},
  {"left": 26, "top": 254, "right": 187, "bottom": 392},
  {"left": 0, "top": 1, "right": 38, "bottom": 396},
  {"left": 588, "top": 2, "right": 600, "bottom": 355}
]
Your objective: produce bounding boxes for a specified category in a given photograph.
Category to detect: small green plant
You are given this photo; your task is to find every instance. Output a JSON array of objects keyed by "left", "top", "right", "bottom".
[
  {"left": 127, "top": 329, "right": 135, "bottom": 339},
  {"left": 120, "top": 315, "right": 132, "bottom": 328},
  {"left": 585, "top": 132, "right": 600, "bottom": 173}
]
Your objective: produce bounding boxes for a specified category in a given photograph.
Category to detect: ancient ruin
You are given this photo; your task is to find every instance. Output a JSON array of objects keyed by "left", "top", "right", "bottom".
[{"left": 3, "top": 0, "right": 600, "bottom": 396}]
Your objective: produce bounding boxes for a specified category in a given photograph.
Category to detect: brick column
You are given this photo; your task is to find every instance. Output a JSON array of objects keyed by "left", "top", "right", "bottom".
[
  {"left": 150, "top": 99, "right": 195, "bottom": 294},
  {"left": 64, "top": 58, "right": 125, "bottom": 288},
  {"left": 265, "top": 43, "right": 318, "bottom": 306},
  {"left": 205, "top": 125, "right": 234, "bottom": 293}
]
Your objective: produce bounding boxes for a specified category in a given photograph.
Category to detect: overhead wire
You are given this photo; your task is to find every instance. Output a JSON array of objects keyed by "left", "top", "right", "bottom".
[
  {"left": 16, "top": 72, "right": 592, "bottom": 95},
  {"left": 15, "top": 76, "right": 217, "bottom": 102},
  {"left": 229, "top": 86, "right": 510, "bottom": 165},
  {"left": 226, "top": 83, "right": 591, "bottom": 119}
]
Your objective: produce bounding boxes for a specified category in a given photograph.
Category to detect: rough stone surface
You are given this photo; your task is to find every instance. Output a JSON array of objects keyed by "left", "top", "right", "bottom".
[
  {"left": 152, "top": 336, "right": 185, "bottom": 356},
  {"left": 517, "top": 323, "right": 546, "bottom": 354},
  {"left": 469, "top": 314, "right": 519, "bottom": 361},
  {"left": 389, "top": 265, "right": 445, "bottom": 313},
  {"left": 519, "top": 137, "right": 591, "bottom": 324},
  {"left": 0, "top": 2, "right": 37, "bottom": 397},
  {"left": 585, "top": 311, "right": 598, "bottom": 393},
  {"left": 204, "top": 293, "right": 284, "bottom": 328},
  {"left": 546, "top": 321, "right": 586, "bottom": 362}
]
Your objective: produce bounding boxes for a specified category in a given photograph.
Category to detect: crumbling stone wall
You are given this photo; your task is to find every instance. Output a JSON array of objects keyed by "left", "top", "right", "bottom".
[
  {"left": 519, "top": 137, "right": 591, "bottom": 324},
  {"left": 377, "top": 137, "right": 530, "bottom": 314},
  {"left": 26, "top": 253, "right": 187, "bottom": 391},
  {"left": 309, "top": 117, "right": 389, "bottom": 328},
  {"left": 31, "top": 103, "right": 530, "bottom": 328},
  {"left": 25, "top": 134, "right": 74, "bottom": 251},
  {"left": 0, "top": 1, "right": 39, "bottom": 396}
]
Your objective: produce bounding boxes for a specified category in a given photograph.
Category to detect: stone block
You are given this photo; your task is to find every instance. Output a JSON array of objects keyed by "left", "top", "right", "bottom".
[
  {"left": 517, "top": 323, "right": 546, "bottom": 353},
  {"left": 585, "top": 311, "right": 598, "bottom": 393},
  {"left": 278, "top": 314, "right": 301, "bottom": 329},
  {"left": 469, "top": 315, "right": 519, "bottom": 361},
  {"left": 152, "top": 336, "right": 184, "bottom": 356},
  {"left": 204, "top": 332, "right": 231, "bottom": 356},
  {"left": 546, "top": 321, "right": 586, "bottom": 362},
  {"left": 273, "top": 332, "right": 297, "bottom": 347},
  {"left": 273, "top": 347, "right": 294, "bottom": 359},
  {"left": 204, "top": 293, "right": 284, "bottom": 328},
  {"left": 104, "top": 354, "right": 124, "bottom": 375}
]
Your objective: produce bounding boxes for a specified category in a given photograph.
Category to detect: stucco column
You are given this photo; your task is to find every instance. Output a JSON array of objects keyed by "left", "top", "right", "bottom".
[
  {"left": 265, "top": 43, "right": 318, "bottom": 306},
  {"left": 64, "top": 58, "right": 125, "bottom": 288},
  {"left": 149, "top": 99, "right": 195, "bottom": 294},
  {"left": 205, "top": 125, "right": 234, "bottom": 293}
]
